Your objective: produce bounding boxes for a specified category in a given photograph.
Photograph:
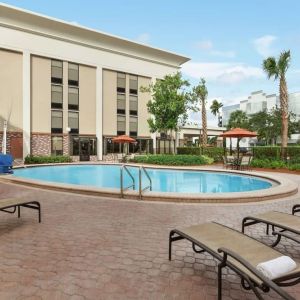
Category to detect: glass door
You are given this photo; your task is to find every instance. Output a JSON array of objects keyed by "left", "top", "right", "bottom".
[{"left": 79, "top": 138, "right": 90, "bottom": 161}]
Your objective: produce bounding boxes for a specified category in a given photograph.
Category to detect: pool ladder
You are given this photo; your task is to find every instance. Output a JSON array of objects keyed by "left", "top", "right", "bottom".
[{"left": 120, "top": 164, "right": 152, "bottom": 199}]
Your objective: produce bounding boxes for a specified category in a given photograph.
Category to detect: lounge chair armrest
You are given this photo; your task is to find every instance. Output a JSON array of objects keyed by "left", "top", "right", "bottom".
[
  {"left": 292, "top": 204, "right": 300, "bottom": 215},
  {"left": 217, "top": 247, "right": 295, "bottom": 300},
  {"left": 272, "top": 231, "right": 300, "bottom": 244}
]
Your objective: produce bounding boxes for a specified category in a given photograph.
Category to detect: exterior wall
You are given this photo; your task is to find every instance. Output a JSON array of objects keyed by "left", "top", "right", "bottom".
[
  {"left": 79, "top": 65, "right": 96, "bottom": 135},
  {"left": 0, "top": 131, "right": 23, "bottom": 154},
  {"left": 102, "top": 69, "right": 117, "bottom": 136},
  {"left": 0, "top": 49, "right": 23, "bottom": 132},
  {"left": 138, "top": 76, "right": 151, "bottom": 137},
  {"left": 31, "top": 133, "right": 51, "bottom": 156},
  {"left": 31, "top": 55, "right": 51, "bottom": 133}
]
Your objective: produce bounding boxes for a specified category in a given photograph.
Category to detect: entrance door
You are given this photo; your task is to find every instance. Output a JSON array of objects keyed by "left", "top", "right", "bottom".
[
  {"left": 79, "top": 139, "right": 90, "bottom": 161},
  {"left": 10, "top": 137, "right": 23, "bottom": 159}
]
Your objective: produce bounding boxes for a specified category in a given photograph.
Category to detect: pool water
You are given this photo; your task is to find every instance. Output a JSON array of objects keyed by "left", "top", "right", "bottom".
[{"left": 13, "top": 165, "right": 273, "bottom": 193}]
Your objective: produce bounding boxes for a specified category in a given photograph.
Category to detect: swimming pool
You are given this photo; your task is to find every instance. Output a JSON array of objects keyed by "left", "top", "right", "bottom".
[{"left": 12, "top": 165, "right": 273, "bottom": 193}]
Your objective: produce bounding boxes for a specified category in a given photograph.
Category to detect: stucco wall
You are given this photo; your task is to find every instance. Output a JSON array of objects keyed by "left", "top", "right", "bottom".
[
  {"left": 0, "top": 49, "right": 23, "bottom": 131},
  {"left": 138, "top": 76, "right": 151, "bottom": 137}
]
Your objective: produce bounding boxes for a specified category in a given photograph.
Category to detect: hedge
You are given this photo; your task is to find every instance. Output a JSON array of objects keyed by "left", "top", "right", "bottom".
[
  {"left": 25, "top": 155, "right": 72, "bottom": 164},
  {"left": 177, "top": 147, "right": 223, "bottom": 162},
  {"left": 250, "top": 159, "right": 286, "bottom": 169},
  {"left": 132, "top": 154, "right": 213, "bottom": 166},
  {"left": 287, "top": 147, "right": 300, "bottom": 160},
  {"left": 252, "top": 147, "right": 281, "bottom": 160}
]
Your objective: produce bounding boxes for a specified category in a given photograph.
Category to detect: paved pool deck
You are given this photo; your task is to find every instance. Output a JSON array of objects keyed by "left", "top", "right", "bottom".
[{"left": 0, "top": 168, "right": 299, "bottom": 299}]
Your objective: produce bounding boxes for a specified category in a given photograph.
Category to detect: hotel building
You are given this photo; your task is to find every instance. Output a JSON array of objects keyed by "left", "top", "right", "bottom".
[{"left": 0, "top": 4, "right": 189, "bottom": 160}]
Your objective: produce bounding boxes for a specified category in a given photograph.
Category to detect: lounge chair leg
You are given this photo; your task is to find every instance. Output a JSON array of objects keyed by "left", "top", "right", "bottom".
[
  {"left": 217, "top": 263, "right": 223, "bottom": 300},
  {"left": 266, "top": 224, "right": 269, "bottom": 235},
  {"left": 169, "top": 231, "right": 173, "bottom": 261},
  {"left": 17, "top": 205, "right": 20, "bottom": 218},
  {"left": 37, "top": 202, "right": 41, "bottom": 223}
]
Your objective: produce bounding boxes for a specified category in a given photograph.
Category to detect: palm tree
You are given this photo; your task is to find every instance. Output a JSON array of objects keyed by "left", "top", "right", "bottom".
[
  {"left": 210, "top": 99, "right": 223, "bottom": 127},
  {"left": 193, "top": 78, "right": 208, "bottom": 146},
  {"left": 263, "top": 50, "right": 291, "bottom": 154}
]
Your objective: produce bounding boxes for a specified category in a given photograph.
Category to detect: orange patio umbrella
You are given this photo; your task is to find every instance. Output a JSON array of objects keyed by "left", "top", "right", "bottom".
[
  {"left": 112, "top": 135, "right": 137, "bottom": 155},
  {"left": 220, "top": 128, "right": 257, "bottom": 158}
]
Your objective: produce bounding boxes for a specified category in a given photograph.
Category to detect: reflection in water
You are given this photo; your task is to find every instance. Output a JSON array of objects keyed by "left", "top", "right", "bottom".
[{"left": 13, "top": 165, "right": 273, "bottom": 193}]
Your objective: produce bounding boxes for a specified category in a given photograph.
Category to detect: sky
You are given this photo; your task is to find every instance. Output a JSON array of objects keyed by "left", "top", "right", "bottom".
[{"left": 2, "top": 0, "right": 300, "bottom": 126}]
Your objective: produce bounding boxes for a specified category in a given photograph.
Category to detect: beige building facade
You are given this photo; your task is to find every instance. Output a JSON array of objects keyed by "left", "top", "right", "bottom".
[{"left": 0, "top": 4, "right": 189, "bottom": 160}]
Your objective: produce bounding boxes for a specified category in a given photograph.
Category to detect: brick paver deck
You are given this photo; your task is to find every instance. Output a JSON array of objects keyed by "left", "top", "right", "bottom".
[{"left": 0, "top": 171, "right": 299, "bottom": 299}]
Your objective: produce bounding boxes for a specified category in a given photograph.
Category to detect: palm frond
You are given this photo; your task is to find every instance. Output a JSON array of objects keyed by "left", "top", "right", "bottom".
[
  {"left": 262, "top": 57, "right": 278, "bottom": 79},
  {"left": 278, "top": 50, "right": 291, "bottom": 76}
]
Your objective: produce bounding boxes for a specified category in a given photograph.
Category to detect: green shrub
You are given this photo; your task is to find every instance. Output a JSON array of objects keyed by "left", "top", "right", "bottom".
[
  {"left": 25, "top": 155, "right": 72, "bottom": 164},
  {"left": 177, "top": 147, "right": 224, "bottom": 162},
  {"left": 177, "top": 147, "right": 201, "bottom": 155},
  {"left": 132, "top": 154, "right": 213, "bottom": 166},
  {"left": 288, "top": 163, "right": 300, "bottom": 171},
  {"left": 252, "top": 147, "right": 281, "bottom": 160},
  {"left": 201, "top": 147, "right": 224, "bottom": 162},
  {"left": 287, "top": 147, "right": 300, "bottom": 160},
  {"left": 251, "top": 159, "right": 286, "bottom": 169}
]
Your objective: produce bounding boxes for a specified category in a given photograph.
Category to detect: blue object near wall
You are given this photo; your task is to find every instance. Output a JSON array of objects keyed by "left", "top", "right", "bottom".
[{"left": 0, "top": 154, "right": 14, "bottom": 174}]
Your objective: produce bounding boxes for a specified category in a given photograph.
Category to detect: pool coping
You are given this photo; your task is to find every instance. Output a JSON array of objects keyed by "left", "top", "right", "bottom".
[{"left": 0, "top": 162, "right": 298, "bottom": 203}]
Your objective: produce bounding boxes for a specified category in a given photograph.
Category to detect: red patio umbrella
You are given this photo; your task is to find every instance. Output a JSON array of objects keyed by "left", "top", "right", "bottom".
[
  {"left": 112, "top": 135, "right": 136, "bottom": 155},
  {"left": 112, "top": 135, "right": 136, "bottom": 144},
  {"left": 220, "top": 128, "right": 257, "bottom": 159}
]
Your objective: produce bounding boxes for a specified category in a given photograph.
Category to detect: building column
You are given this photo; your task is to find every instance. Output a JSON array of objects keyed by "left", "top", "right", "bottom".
[
  {"left": 150, "top": 77, "right": 157, "bottom": 154},
  {"left": 22, "top": 51, "right": 31, "bottom": 159},
  {"left": 96, "top": 66, "right": 103, "bottom": 160}
]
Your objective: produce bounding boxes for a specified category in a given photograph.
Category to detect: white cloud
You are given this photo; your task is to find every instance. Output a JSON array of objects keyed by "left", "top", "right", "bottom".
[
  {"left": 195, "top": 40, "right": 213, "bottom": 50},
  {"left": 136, "top": 33, "right": 150, "bottom": 44},
  {"left": 182, "top": 62, "right": 264, "bottom": 84},
  {"left": 195, "top": 40, "right": 236, "bottom": 58},
  {"left": 253, "top": 35, "right": 277, "bottom": 57}
]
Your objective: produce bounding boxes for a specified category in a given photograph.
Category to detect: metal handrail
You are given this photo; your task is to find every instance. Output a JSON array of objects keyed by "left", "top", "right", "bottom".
[
  {"left": 120, "top": 165, "right": 135, "bottom": 198},
  {"left": 139, "top": 166, "right": 152, "bottom": 199}
]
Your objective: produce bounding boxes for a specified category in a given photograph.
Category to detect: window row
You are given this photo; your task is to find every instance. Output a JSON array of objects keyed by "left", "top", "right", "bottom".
[
  {"left": 51, "top": 85, "right": 79, "bottom": 110},
  {"left": 51, "top": 60, "right": 79, "bottom": 86},
  {"left": 117, "top": 94, "right": 138, "bottom": 115},
  {"left": 117, "top": 73, "right": 138, "bottom": 95},
  {"left": 117, "top": 115, "right": 138, "bottom": 136},
  {"left": 51, "top": 111, "right": 79, "bottom": 134}
]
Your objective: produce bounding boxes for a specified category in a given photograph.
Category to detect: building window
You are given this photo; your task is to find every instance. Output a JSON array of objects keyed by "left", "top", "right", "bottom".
[
  {"left": 129, "top": 116, "right": 138, "bottom": 136},
  {"left": 129, "top": 95, "right": 138, "bottom": 116},
  {"left": 51, "top": 136, "right": 63, "bottom": 156},
  {"left": 117, "top": 115, "right": 126, "bottom": 136},
  {"left": 68, "top": 87, "right": 79, "bottom": 110},
  {"left": 51, "top": 85, "right": 63, "bottom": 109},
  {"left": 51, "top": 110, "right": 63, "bottom": 133},
  {"left": 68, "top": 112, "right": 79, "bottom": 134},
  {"left": 117, "top": 93, "right": 126, "bottom": 115},
  {"left": 89, "top": 138, "right": 97, "bottom": 155},
  {"left": 70, "top": 136, "right": 79, "bottom": 155},
  {"left": 129, "top": 75, "right": 138, "bottom": 95},
  {"left": 68, "top": 63, "right": 79, "bottom": 86},
  {"left": 51, "top": 60, "right": 63, "bottom": 84},
  {"left": 117, "top": 73, "right": 126, "bottom": 93}
]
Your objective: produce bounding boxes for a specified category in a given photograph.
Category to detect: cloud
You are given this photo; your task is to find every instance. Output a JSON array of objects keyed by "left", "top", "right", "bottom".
[
  {"left": 253, "top": 35, "right": 277, "bottom": 57},
  {"left": 182, "top": 62, "right": 264, "bottom": 84},
  {"left": 195, "top": 40, "right": 213, "bottom": 50},
  {"left": 194, "top": 40, "right": 236, "bottom": 58},
  {"left": 136, "top": 33, "right": 150, "bottom": 44}
]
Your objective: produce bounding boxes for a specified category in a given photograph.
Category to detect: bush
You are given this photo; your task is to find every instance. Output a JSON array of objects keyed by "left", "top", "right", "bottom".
[
  {"left": 132, "top": 154, "right": 213, "bottom": 166},
  {"left": 287, "top": 147, "right": 300, "bottom": 160},
  {"left": 251, "top": 159, "right": 286, "bottom": 169},
  {"left": 202, "top": 147, "right": 224, "bottom": 162},
  {"left": 288, "top": 164, "right": 300, "bottom": 171},
  {"left": 25, "top": 155, "right": 72, "bottom": 164},
  {"left": 177, "top": 147, "right": 224, "bottom": 162},
  {"left": 177, "top": 147, "right": 201, "bottom": 155},
  {"left": 252, "top": 147, "right": 281, "bottom": 160}
]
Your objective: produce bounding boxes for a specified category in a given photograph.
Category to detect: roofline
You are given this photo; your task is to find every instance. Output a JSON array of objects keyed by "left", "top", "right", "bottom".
[{"left": 0, "top": 2, "right": 190, "bottom": 66}]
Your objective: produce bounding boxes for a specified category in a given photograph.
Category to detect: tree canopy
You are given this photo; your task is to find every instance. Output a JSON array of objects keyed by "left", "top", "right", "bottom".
[
  {"left": 141, "top": 72, "right": 191, "bottom": 134},
  {"left": 226, "top": 110, "right": 249, "bottom": 130}
]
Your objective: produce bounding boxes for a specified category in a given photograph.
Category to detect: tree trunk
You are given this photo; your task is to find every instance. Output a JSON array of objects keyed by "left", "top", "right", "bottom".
[
  {"left": 201, "top": 98, "right": 207, "bottom": 147},
  {"left": 280, "top": 76, "right": 289, "bottom": 158}
]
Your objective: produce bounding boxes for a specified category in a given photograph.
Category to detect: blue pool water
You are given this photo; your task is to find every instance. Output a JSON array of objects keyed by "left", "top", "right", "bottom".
[{"left": 12, "top": 165, "right": 273, "bottom": 193}]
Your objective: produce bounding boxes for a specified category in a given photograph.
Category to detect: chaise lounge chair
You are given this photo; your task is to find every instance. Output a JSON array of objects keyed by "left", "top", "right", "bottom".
[
  {"left": 292, "top": 204, "right": 300, "bottom": 215},
  {"left": 242, "top": 211, "right": 300, "bottom": 247},
  {"left": 169, "top": 222, "right": 300, "bottom": 300},
  {"left": 0, "top": 198, "right": 41, "bottom": 222},
  {"left": 0, "top": 153, "right": 13, "bottom": 174}
]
